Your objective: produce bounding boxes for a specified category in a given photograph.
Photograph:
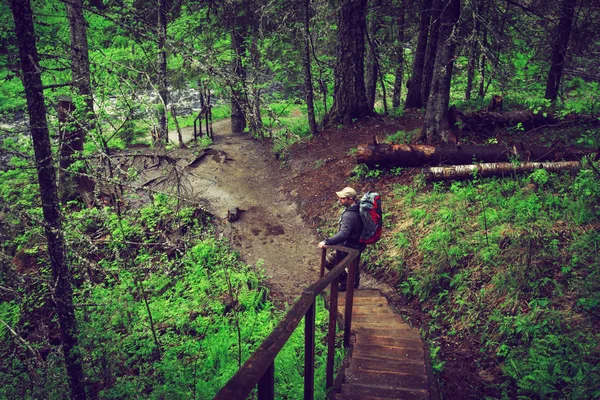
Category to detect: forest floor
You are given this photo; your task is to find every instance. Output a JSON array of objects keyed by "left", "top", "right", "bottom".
[
  {"left": 153, "top": 115, "right": 417, "bottom": 305},
  {"left": 153, "top": 109, "right": 559, "bottom": 398}
]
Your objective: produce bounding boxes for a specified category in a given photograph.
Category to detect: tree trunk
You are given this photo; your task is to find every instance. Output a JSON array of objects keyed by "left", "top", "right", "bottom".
[
  {"left": 404, "top": 0, "right": 432, "bottom": 109},
  {"left": 365, "top": 0, "right": 382, "bottom": 110},
  {"left": 157, "top": 0, "right": 169, "bottom": 145},
  {"left": 65, "top": 0, "right": 95, "bottom": 206},
  {"left": 465, "top": 0, "right": 483, "bottom": 100},
  {"left": 392, "top": 0, "right": 406, "bottom": 109},
  {"left": 356, "top": 142, "right": 595, "bottom": 167},
  {"left": 544, "top": 0, "right": 576, "bottom": 102},
  {"left": 421, "top": 0, "right": 460, "bottom": 144},
  {"left": 58, "top": 98, "right": 94, "bottom": 206},
  {"left": 421, "top": 0, "right": 441, "bottom": 105},
  {"left": 458, "top": 109, "right": 559, "bottom": 133},
  {"left": 9, "top": 0, "right": 86, "bottom": 398},
  {"left": 425, "top": 161, "right": 582, "bottom": 181},
  {"left": 302, "top": 0, "right": 317, "bottom": 135},
  {"left": 248, "top": 32, "right": 264, "bottom": 138},
  {"left": 231, "top": 26, "right": 247, "bottom": 134},
  {"left": 324, "top": 0, "right": 372, "bottom": 126}
]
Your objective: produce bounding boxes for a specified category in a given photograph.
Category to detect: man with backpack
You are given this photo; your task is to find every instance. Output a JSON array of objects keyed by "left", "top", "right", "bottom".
[{"left": 318, "top": 187, "right": 366, "bottom": 291}]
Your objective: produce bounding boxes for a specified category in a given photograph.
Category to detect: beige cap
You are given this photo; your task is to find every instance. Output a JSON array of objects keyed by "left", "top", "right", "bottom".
[{"left": 336, "top": 187, "right": 357, "bottom": 198}]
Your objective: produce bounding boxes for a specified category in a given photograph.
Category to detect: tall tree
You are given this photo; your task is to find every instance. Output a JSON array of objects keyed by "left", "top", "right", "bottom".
[
  {"left": 301, "top": 0, "right": 318, "bottom": 135},
  {"left": 64, "top": 0, "right": 95, "bottom": 206},
  {"left": 464, "top": 0, "right": 484, "bottom": 100},
  {"left": 392, "top": 0, "right": 406, "bottom": 109},
  {"left": 421, "top": 0, "right": 441, "bottom": 104},
  {"left": 421, "top": 0, "right": 460, "bottom": 144},
  {"left": 156, "top": 0, "right": 169, "bottom": 144},
  {"left": 365, "top": 0, "right": 382, "bottom": 110},
  {"left": 404, "top": 0, "right": 433, "bottom": 109},
  {"left": 545, "top": 0, "right": 576, "bottom": 101},
  {"left": 229, "top": 8, "right": 249, "bottom": 134},
  {"left": 325, "top": 0, "right": 372, "bottom": 126},
  {"left": 8, "top": 0, "right": 86, "bottom": 398}
]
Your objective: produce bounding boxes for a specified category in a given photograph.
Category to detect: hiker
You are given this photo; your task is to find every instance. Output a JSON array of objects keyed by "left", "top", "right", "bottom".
[{"left": 318, "top": 186, "right": 365, "bottom": 291}]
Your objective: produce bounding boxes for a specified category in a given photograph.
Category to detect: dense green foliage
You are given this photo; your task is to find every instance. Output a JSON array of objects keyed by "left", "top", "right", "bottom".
[
  {"left": 362, "top": 162, "right": 600, "bottom": 398},
  {"left": 0, "top": 163, "right": 339, "bottom": 398},
  {"left": 2, "top": 0, "right": 600, "bottom": 398}
]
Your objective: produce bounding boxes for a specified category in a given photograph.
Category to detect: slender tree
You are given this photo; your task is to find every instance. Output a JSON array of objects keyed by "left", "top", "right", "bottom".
[
  {"left": 325, "top": 0, "right": 372, "bottom": 126},
  {"left": 421, "top": 0, "right": 441, "bottom": 104},
  {"left": 157, "top": 0, "right": 169, "bottom": 144},
  {"left": 392, "top": 0, "right": 406, "bottom": 108},
  {"left": 405, "top": 0, "right": 433, "bottom": 109},
  {"left": 365, "top": 0, "right": 382, "bottom": 110},
  {"left": 64, "top": 0, "right": 95, "bottom": 206},
  {"left": 465, "top": 0, "right": 483, "bottom": 100},
  {"left": 545, "top": 0, "right": 576, "bottom": 101},
  {"left": 9, "top": 0, "right": 86, "bottom": 398},
  {"left": 301, "top": 0, "right": 318, "bottom": 135},
  {"left": 421, "top": 0, "right": 460, "bottom": 144},
  {"left": 229, "top": 8, "right": 249, "bottom": 134}
]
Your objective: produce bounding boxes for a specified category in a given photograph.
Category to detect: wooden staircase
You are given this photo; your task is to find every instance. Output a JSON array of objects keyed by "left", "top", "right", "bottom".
[{"left": 336, "top": 289, "right": 432, "bottom": 400}]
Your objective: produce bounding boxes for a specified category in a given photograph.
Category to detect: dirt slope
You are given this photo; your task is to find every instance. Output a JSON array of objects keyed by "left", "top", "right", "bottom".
[{"left": 160, "top": 115, "right": 418, "bottom": 305}]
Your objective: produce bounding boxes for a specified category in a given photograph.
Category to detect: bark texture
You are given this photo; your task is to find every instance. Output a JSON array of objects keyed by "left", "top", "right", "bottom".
[
  {"left": 421, "top": 0, "right": 441, "bottom": 104},
  {"left": 324, "top": 0, "right": 372, "bottom": 126},
  {"left": 157, "top": 0, "right": 169, "bottom": 144},
  {"left": 9, "top": 0, "right": 86, "bottom": 398},
  {"left": 356, "top": 142, "right": 596, "bottom": 167},
  {"left": 230, "top": 24, "right": 248, "bottom": 134},
  {"left": 545, "top": 0, "right": 576, "bottom": 101},
  {"left": 65, "top": 0, "right": 95, "bottom": 206},
  {"left": 404, "top": 0, "right": 432, "bottom": 109},
  {"left": 421, "top": 0, "right": 460, "bottom": 144},
  {"left": 392, "top": 0, "right": 406, "bottom": 108},
  {"left": 302, "top": 0, "right": 317, "bottom": 135},
  {"left": 425, "top": 161, "right": 582, "bottom": 181}
]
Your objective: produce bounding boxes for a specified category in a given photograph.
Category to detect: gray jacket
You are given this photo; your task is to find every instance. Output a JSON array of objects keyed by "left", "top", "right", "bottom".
[{"left": 324, "top": 204, "right": 365, "bottom": 250}]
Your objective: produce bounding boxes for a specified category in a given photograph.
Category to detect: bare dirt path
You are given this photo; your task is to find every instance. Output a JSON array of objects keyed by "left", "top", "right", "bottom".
[{"left": 171, "top": 121, "right": 321, "bottom": 305}]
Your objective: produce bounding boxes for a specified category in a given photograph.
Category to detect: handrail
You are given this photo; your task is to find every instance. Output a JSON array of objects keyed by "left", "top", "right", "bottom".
[{"left": 213, "top": 245, "right": 360, "bottom": 400}]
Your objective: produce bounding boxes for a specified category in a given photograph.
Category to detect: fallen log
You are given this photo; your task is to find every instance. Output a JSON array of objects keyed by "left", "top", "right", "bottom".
[
  {"left": 458, "top": 110, "right": 557, "bottom": 133},
  {"left": 424, "top": 161, "right": 582, "bottom": 181},
  {"left": 356, "top": 143, "right": 596, "bottom": 168}
]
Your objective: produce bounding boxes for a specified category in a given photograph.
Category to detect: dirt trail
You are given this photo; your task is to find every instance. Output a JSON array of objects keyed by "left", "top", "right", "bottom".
[{"left": 171, "top": 121, "right": 321, "bottom": 304}]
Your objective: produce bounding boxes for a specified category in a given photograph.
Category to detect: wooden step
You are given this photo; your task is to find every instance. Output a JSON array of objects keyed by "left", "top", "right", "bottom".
[
  {"left": 350, "top": 356, "right": 427, "bottom": 375},
  {"left": 345, "top": 368, "right": 428, "bottom": 390},
  {"left": 354, "top": 333, "right": 423, "bottom": 350},
  {"left": 352, "top": 327, "right": 422, "bottom": 339},
  {"left": 340, "top": 383, "right": 429, "bottom": 400},
  {"left": 353, "top": 343, "right": 425, "bottom": 362}
]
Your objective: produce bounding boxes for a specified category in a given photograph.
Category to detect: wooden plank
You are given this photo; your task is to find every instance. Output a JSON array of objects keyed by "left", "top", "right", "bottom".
[
  {"left": 345, "top": 368, "right": 428, "bottom": 390},
  {"left": 350, "top": 314, "right": 406, "bottom": 323},
  {"left": 353, "top": 344, "right": 425, "bottom": 362},
  {"left": 355, "top": 334, "right": 423, "bottom": 350},
  {"left": 350, "top": 356, "right": 427, "bottom": 375},
  {"left": 353, "top": 327, "right": 421, "bottom": 337},
  {"left": 340, "top": 383, "right": 429, "bottom": 400}
]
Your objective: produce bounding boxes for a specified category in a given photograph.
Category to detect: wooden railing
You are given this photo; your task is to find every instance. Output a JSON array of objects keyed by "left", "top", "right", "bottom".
[{"left": 213, "top": 245, "right": 360, "bottom": 400}]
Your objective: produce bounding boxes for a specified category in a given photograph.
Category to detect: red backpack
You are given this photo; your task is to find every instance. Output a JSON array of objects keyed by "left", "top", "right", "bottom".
[{"left": 358, "top": 191, "right": 382, "bottom": 244}]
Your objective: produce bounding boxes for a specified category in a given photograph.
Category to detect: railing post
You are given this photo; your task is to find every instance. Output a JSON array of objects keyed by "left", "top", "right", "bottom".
[
  {"left": 304, "top": 300, "right": 316, "bottom": 400},
  {"left": 320, "top": 248, "right": 326, "bottom": 278},
  {"left": 343, "top": 257, "right": 357, "bottom": 348},
  {"left": 257, "top": 362, "right": 274, "bottom": 400},
  {"left": 326, "top": 275, "right": 339, "bottom": 393}
]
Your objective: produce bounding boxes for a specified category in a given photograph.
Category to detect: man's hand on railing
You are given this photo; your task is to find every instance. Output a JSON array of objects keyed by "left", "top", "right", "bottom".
[{"left": 318, "top": 241, "right": 327, "bottom": 249}]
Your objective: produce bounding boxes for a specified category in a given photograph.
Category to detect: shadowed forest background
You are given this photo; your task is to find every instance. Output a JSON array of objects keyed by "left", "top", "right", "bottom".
[{"left": 1, "top": 0, "right": 599, "bottom": 399}]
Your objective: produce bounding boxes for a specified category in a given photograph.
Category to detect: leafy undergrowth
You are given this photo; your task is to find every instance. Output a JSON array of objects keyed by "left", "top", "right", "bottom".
[
  {"left": 362, "top": 164, "right": 600, "bottom": 398},
  {"left": 0, "top": 168, "right": 340, "bottom": 399}
]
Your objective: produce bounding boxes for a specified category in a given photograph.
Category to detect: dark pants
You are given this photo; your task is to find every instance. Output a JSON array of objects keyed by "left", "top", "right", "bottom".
[{"left": 325, "top": 250, "right": 361, "bottom": 289}]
